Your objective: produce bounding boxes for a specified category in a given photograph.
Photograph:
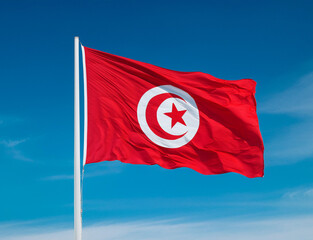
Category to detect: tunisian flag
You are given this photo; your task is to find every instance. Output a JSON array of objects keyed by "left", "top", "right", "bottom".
[{"left": 82, "top": 46, "right": 264, "bottom": 178}]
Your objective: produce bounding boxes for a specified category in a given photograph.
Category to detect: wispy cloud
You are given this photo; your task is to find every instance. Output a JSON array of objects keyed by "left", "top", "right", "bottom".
[
  {"left": 0, "top": 138, "right": 32, "bottom": 162},
  {"left": 259, "top": 71, "right": 313, "bottom": 164},
  {"left": 265, "top": 120, "right": 313, "bottom": 164},
  {"left": 283, "top": 187, "right": 313, "bottom": 200},
  {"left": 0, "top": 139, "right": 27, "bottom": 148},
  {"left": 1, "top": 215, "right": 313, "bottom": 240},
  {"left": 81, "top": 186, "right": 313, "bottom": 213},
  {"left": 1, "top": 186, "right": 313, "bottom": 239},
  {"left": 9, "top": 149, "right": 33, "bottom": 162},
  {"left": 259, "top": 72, "right": 313, "bottom": 115},
  {"left": 42, "top": 162, "right": 123, "bottom": 181},
  {"left": 42, "top": 174, "right": 74, "bottom": 181}
]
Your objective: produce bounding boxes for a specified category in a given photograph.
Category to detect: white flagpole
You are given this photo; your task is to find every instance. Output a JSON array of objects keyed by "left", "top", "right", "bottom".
[{"left": 74, "top": 36, "right": 82, "bottom": 240}]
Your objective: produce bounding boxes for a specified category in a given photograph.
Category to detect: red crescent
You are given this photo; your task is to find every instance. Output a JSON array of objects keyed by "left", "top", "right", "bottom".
[{"left": 146, "top": 93, "right": 187, "bottom": 140}]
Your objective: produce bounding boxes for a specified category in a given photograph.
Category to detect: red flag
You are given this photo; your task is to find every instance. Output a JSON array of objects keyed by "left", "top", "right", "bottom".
[{"left": 82, "top": 46, "right": 264, "bottom": 178}]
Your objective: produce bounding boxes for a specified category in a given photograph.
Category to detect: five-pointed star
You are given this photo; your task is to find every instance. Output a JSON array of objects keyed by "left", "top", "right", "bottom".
[{"left": 164, "top": 103, "right": 187, "bottom": 128}]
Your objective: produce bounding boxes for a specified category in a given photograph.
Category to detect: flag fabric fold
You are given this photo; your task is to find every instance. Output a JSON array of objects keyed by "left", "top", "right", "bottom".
[{"left": 82, "top": 46, "right": 264, "bottom": 178}]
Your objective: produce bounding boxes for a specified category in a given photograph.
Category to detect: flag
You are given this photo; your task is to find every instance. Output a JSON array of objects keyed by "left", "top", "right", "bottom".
[{"left": 82, "top": 46, "right": 264, "bottom": 178}]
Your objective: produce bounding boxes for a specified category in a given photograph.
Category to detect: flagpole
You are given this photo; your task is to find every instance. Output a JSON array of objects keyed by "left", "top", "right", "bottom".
[{"left": 74, "top": 36, "right": 82, "bottom": 240}]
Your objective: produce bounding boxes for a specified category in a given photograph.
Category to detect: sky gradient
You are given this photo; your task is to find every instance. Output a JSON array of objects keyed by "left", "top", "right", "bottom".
[{"left": 1, "top": 0, "right": 313, "bottom": 239}]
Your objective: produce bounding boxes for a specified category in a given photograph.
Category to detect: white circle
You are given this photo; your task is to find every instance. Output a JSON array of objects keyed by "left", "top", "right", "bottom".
[{"left": 137, "top": 85, "right": 200, "bottom": 148}]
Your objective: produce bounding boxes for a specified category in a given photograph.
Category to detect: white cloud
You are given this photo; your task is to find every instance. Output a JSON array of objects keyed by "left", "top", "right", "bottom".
[
  {"left": 42, "top": 174, "right": 74, "bottom": 181},
  {"left": 9, "top": 149, "right": 33, "bottom": 162},
  {"left": 43, "top": 162, "right": 122, "bottom": 181},
  {"left": 259, "top": 72, "right": 313, "bottom": 115},
  {"left": 0, "top": 138, "right": 32, "bottom": 162},
  {"left": 0, "top": 139, "right": 27, "bottom": 148},
  {"left": 283, "top": 187, "right": 313, "bottom": 200},
  {"left": 2, "top": 187, "right": 313, "bottom": 239},
  {"left": 265, "top": 120, "right": 313, "bottom": 164},
  {"left": 1, "top": 215, "right": 313, "bottom": 240},
  {"left": 258, "top": 71, "right": 313, "bottom": 164}
]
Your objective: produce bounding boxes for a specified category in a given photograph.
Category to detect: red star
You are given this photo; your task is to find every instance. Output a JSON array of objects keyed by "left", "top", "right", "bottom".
[{"left": 164, "top": 103, "right": 187, "bottom": 128}]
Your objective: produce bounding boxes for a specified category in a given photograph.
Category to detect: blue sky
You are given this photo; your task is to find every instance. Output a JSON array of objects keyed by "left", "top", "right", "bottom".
[{"left": 1, "top": 0, "right": 313, "bottom": 239}]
